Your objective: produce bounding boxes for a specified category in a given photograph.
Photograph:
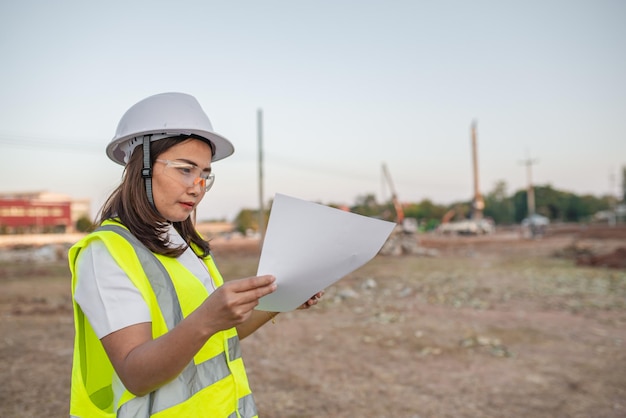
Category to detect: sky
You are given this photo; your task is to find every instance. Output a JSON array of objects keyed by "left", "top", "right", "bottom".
[{"left": 1, "top": 0, "right": 625, "bottom": 221}]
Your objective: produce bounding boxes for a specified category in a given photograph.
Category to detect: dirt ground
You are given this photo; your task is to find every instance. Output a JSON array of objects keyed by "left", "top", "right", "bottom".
[{"left": 1, "top": 224, "right": 625, "bottom": 417}]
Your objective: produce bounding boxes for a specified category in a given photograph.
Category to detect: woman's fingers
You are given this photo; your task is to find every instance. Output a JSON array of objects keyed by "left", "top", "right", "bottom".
[
  {"left": 226, "top": 275, "right": 277, "bottom": 303},
  {"left": 298, "top": 290, "right": 325, "bottom": 309}
]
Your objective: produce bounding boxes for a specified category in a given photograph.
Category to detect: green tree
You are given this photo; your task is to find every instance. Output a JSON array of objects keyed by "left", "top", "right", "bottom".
[
  {"left": 403, "top": 199, "right": 448, "bottom": 230},
  {"left": 512, "top": 184, "right": 611, "bottom": 222},
  {"left": 75, "top": 215, "right": 94, "bottom": 232},
  {"left": 233, "top": 209, "right": 266, "bottom": 234},
  {"left": 350, "top": 194, "right": 381, "bottom": 218},
  {"left": 483, "top": 180, "right": 515, "bottom": 224}
]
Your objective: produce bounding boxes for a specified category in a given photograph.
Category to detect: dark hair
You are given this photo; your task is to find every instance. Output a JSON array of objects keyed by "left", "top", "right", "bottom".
[{"left": 97, "top": 136, "right": 211, "bottom": 258}]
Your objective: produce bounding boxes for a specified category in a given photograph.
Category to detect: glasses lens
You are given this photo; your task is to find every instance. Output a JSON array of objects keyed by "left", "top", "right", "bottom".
[
  {"left": 193, "top": 174, "right": 215, "bottom": 192},
  {"left": 160, "top": 160, "right": 214, "bottom": 192},
  {"left": 203, "top": 174, "right": 215, "bottom": 192}
]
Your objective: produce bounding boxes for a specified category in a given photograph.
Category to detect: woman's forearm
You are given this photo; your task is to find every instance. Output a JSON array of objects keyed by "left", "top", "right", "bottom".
[
  {"left": 236, "top": 310, "right": 278, "bottom": 339},
  {"left": 101, "top": 276, "right": 277, "bottom": 396},
  {"left": 101, "top": 310, "right": 219, "bottom": 396}
]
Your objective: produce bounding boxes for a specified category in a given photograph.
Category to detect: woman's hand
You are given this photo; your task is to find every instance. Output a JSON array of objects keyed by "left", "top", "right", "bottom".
[
  {"left": 237, "top": 289, "right": 325, "bottom": 340},
  {"left": 297, "top": 290, "right": 325, "bottom": 310},
  {"left": 199, "top": 275, "right": 277, "bottom": 333}
]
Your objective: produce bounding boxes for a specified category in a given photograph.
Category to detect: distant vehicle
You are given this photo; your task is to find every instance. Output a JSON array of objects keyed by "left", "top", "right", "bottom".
[
  {"left": 521, "top": 214, "right": 550, "bottom": 227},
  {"left": 437, "top": 218, "right": 495, "bottom": 235},
  {"left": 521, "top": 214, "right": 549, "bottom": 238}
]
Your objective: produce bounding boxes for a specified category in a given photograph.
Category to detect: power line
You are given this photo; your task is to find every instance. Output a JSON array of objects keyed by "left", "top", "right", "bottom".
[
  {"left": 0, "top": 134, "right": 101, "bottom": 153},
  {"left": 0, "top": 132, "right": 441, "bottom": 194}
]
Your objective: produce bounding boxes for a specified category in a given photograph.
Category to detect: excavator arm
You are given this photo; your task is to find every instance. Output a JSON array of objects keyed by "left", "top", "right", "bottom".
[{"left": 382, "top": 163, "right": 404, "bottom": 224}]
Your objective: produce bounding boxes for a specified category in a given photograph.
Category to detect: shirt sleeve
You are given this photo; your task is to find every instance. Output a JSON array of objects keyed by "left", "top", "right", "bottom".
[{"left": 74, "top": 240, "right": 151, "bottom": 339}]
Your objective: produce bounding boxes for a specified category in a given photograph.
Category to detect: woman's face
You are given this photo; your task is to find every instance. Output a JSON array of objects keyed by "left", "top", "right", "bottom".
[{"left": 152, "top": 138, "right": 213, "bottom": 222}]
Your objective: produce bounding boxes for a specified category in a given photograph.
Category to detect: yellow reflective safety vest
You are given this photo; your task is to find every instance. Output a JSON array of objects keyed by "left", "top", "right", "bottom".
[{"left": 68, "top": 220, "right": 258, "bottom": 417}]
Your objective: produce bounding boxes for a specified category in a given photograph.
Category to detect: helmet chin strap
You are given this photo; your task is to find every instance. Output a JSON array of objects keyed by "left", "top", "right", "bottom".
[{"left": 141, "top": 136, "right": 155, "bottom": 208}]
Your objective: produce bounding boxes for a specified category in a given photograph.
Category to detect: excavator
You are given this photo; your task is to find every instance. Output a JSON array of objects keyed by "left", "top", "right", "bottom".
[
  {"left": 379, "top": 163, "right": 419, "bottom": 255},
  {"left": 381, "top": 163, "right": 405, "bottom": 225}
]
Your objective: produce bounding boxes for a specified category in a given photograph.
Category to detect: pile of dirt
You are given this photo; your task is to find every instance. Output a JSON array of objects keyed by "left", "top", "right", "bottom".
[
  {"left": 551, "top": 232, "right": 626, "bottom": 269},
  {"left": 576, "top": 247, "right": 626, "bottom": 269}
]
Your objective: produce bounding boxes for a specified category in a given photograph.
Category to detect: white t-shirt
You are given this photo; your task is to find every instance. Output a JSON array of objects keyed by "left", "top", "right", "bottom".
[{"left": 74, "top": 224, "right": 215, "bottom": 339}]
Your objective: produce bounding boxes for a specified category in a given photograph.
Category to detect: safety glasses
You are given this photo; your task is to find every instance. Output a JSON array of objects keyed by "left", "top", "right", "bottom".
[{"left": 155, "top": 159, "right": 215, "bottom": 192}]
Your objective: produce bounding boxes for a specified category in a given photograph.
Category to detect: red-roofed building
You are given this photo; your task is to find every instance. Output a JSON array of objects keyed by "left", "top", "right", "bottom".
[{"left": 0, "top": 191, "right": 90, "bottom": 234}]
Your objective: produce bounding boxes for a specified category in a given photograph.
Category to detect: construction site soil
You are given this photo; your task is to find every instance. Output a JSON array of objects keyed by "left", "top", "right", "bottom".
[{"left": 1, "top": 224, "right": 625, "bottom": 417}]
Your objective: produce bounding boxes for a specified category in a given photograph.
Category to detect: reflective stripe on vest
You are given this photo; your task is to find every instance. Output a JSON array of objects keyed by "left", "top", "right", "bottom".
[
  {"left": 118, "top": 337, "right": 241, "bottom": 416},
  {"left": 70, "top": 223, "right": 257, "bottom": 418},
  {"left": 96, "top": 225, "right": 183, "bottom": 330}
]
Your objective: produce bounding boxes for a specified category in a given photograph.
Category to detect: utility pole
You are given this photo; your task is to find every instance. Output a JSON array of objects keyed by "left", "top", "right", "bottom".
[
  {"left": 519, "top": 154, "right": 538, "bottom": 217},
  {"left": 609, "top": 168, "right": 617, "bottom": 226},
  {"left": 470, "top": 120, "right": 484, "bottom": 220},
  {"left": 622, "top": 166, "right": 626, "bottom": 203},
  {"left": 257, "top": 108, "right": 265, "bottom": 244}
]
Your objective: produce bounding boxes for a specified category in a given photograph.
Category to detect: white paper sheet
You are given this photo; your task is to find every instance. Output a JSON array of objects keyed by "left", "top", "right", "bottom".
[{"left": 256, "top": 193, "right": 396, "bottom": 312}]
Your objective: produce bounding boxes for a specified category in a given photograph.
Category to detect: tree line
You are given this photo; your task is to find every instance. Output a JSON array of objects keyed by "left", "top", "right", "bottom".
[{"left": 233, "top": 180, "right": 622, "bottom": 234}]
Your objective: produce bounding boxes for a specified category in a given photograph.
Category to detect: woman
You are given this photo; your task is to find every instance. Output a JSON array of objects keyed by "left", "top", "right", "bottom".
[{"left": 68, "top": 92, "right": 321, "bottom": 417}]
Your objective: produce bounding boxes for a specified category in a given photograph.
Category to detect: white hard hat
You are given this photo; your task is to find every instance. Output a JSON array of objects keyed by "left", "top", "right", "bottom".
[{"left": 106, "top": 92, "right": 234, "bottom": 165}]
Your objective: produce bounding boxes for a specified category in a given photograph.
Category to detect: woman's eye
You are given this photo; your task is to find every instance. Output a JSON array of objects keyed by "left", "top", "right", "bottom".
[{"left": 177, "top": 166, "right": 194, "bottom": 175}]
